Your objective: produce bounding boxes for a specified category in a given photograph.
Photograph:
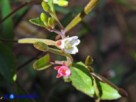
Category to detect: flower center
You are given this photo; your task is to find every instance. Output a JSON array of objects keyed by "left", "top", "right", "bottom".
[
  {"left": 64, "top": 40, "right": 72, "bottom": 50},
  {"left": 60, "top": 68, "right": 67, "bottom": 75}
]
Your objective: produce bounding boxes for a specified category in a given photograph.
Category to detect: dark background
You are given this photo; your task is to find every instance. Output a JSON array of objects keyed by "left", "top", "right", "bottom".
[{"left": 0, "top": 0, "right": 136, "bottom": 102}]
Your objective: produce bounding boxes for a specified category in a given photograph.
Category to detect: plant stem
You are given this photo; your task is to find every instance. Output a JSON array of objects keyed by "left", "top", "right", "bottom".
[
  {"left": 18, "top": 38, "right": 56, "bottom": 46},
  {"left": 95, "top": 98, "right": 100, "bottom": 102},
  {"left": 65, "top": 0, "right": 98, "bottom": 33},
  {"left": 17, "top": 52, "right": 44, "bottom": 72},
  {"left": 0, "top": 38, "right": 17, "bottom": 43},
  {"left": 48, "top": 47, "right": 73, "bottom": 66}
]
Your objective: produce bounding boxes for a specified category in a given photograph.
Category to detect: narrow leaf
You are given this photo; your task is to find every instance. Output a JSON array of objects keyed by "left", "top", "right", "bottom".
[
  {"left": 0, "top": 43, "right": 16, "bottom": 83},
  {"left": 85, "top": 55, "right": 93, "bottom": 65},
  {"left": 41, "top": 1, "right": 50, "bottom": 12},
  {"left": 48, "top": 0, "right": 55, "bottom": 13},
  {"left": 1, "top": 0, "right": 14, "bottom": 40},
  {"left": 33, "top": 41, "right": 49, "bottom": 52},
  {"left": 33, "top": 54, "right": 51, "bottom": 70},
  {"left": 57, "top": 0, "right": 68, "bottom": 6},
  {"left": 29, "top": 18, "right": 45, "bottom": 27}
]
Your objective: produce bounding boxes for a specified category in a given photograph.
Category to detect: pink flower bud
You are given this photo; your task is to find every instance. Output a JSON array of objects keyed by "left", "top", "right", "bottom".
[{"left": 54, "top": 64, "right": 71, "bottom": 78}]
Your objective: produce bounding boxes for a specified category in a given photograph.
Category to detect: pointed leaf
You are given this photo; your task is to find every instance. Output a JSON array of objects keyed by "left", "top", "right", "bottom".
[
  {"left": 33, "top": 54, "right": 51, "bottom": 70},
  {"left": 99, "top": 81, "right": 121, "bottom": 100},
  {"left": 69, "top": 62, "right": 95, "bottom": 97},
  {"left": 13, "top": 74, "right": 17, "bottom": 82},
  {"left": 41, "top": 1, "right": 50, "bottom": 12},
  {"left": 57, "top": 0, "right": 68, "bottom": 6},
  {"left": 33, "top": 41, "right": 49, "bottom": 52},
  {"left": 40, "top": 13, "right": 48, "bottom": 26},
  {"left": 1, "top": 0, "right": 14, "bottom": 40},
  {"left": 29, "top": 18, "right": 45, "bottom": 27},
  {"left": 69, "top": 62, "right": 122, "bottom": 100},
  {"left": 92, "top": 75, "right": 122, "bottom": 100},
  {"left": 0, "top": 43, "right": 16, "bottom": 84},
  {"left": 48, "top": 0, "right": 55, "bottom": 12},
  {"left": 85, "top": 55, "right": 93, "bottom": 65}
]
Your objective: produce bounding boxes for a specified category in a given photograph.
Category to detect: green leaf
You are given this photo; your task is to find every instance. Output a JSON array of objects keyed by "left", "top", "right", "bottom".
[
  {"left": 41, "top": 1, "right": 50, "bottom": 12},
  {"left": 48, "top": 17, "right": 55, "bottom": 28},
  {"left": 13, "top": 74, "right": 17, "bottom": 82},
  {"left": 33, "top": 54, "right": 51, "bottom": 70},
  {"left": 98, "top": 80, "right": 121, "bottom": 100},
  {"left": 48, "top": 0, "right": 55, "bottom": 13},
  {"left": 40, "top": 13, "right": 48, "bottom": 26},
  {"left": 69, "top": 62, "right": 122, "bottom": 100},
  {"left": 33, "top": 41, "right": 49, "bottom": 52},
  {"left": 0, "top": 0, "right": 14, "bottom": 40},
  {"left": 29, "top": 18, "right": 45, "bottom": 27},
  {"left": 85, "top": 56, "right": 93, "bottom": 65},
  {"left": 56, "top": 0, "right": 68, "bottom": 6},
  {"left": 0, "top": 43, "right": 16, "bottom": 84},
  {"left": 70, "top": 62, "right": 95, "bottom": 97}
]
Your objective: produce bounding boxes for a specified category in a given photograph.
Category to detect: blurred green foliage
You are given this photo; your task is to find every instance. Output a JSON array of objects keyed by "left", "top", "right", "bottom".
[{"left": 0, "top": 0, "right": 136, "bottom": 102}]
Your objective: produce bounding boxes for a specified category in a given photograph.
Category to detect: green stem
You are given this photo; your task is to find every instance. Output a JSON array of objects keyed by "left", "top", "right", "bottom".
[
  {"left": 48, "top": 47, "right": 73, "bottom": 66},
  {"left": 18, "top": 38, "right": 56, "bottom": 46},
  {"left": 95, "top": 98, "right": 100, "bottom": 102},
  {"left": 65, "top": 0, "right": 98, "bottom": 32}
]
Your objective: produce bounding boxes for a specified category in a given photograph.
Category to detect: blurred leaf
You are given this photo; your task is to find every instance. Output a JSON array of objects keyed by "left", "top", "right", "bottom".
[
  {"left": 0, "top": 0, "right": 14, "bottom": 39},
  {"left": 40, "top": 13, "right": 48, "bottom": 26},
  {"left": 0, "top": 43, "right": 16, "bottom": 84},
  {"left": 69, "top": 62, "right": 122, "bottom": 100},
  {"left": 115, "top": 0, "right": 136, "bottom": 10},
  {"left": 13, "top": 74, "right": 17, "bottom": 82},
  {"left": 98, "top": 80, "right": 121, "bottom": 100},
  {"left": 48, "top": 0, "right": 55, "bottom": 13},
  {"left": 85, "top": 56, "right": 93, "bottom": 66},
  {"left": 33, "top": 41, "right": 49, "bottom": 52},
  {"left": 56, "top": 0, "right": 68, "bottom": 7},
  {"left": 48, "top": 17, "right": 55, "bottom": 28},
  {"left": 70, "top": 62, "right": 95, "bottom": 97},
  {"left": 33, "top": 54, "right": 51, "bottom": 70},
  {"left": 29, "top": 18, "right": 45, "bottom": 27},
  {"left": 55, "top": 5, "right": 70, "bottom": 14},
  {"left": 41, "top": 1, "right": 50, "bottom": 12}
]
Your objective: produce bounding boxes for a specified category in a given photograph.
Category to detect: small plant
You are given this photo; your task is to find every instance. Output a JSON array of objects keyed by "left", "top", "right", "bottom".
[{"left": 18, "top": 0, "right": 127, "bottom": 101}]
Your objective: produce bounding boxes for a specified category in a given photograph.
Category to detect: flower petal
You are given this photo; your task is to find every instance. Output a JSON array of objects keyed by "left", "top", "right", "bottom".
[
  {"left": 54, "top": 66, "right": 60, "bottom": 70},
  {"left": 56, "top": 73, "right": 62, "bottom": 78},
  {"left": 64, "top": 46, "right": 78, "bottom": 54}
]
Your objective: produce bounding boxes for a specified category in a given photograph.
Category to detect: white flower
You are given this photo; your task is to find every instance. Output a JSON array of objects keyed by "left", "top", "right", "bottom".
[{"left": 57, "top": 36, "right": 80, "bottom": 54}]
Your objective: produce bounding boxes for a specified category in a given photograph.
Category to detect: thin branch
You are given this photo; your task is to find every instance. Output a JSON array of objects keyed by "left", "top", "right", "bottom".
[
  {"left": 65, "top": 0, "right": 98, "bottom": 33},
  {"left": 0, "top": 2, "right": 28, "bottom": 24},
  {"left": 0, "top": 0, "right": 42, "bottom": 24},
  {"left": 17, "top": 51, "right": 44, "bottom": 72},
  {"left": 0, "top": 38, "right": 17, "bottom": 43}
]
